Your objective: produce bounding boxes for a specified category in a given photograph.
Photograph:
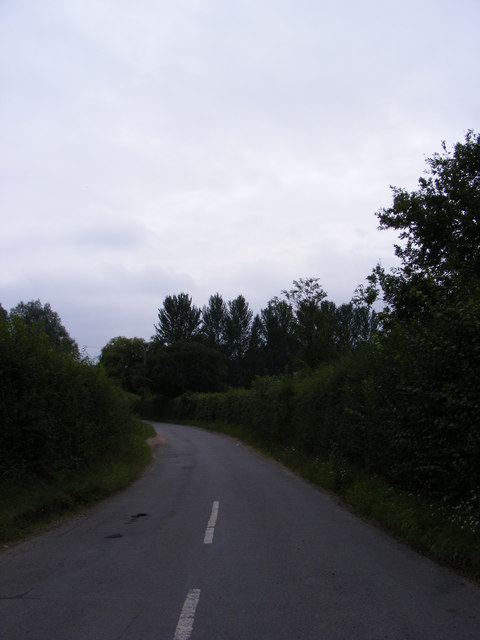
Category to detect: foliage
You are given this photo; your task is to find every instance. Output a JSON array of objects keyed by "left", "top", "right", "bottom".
[
  {"left": 136, "top": 279, "right": 378, "bottom": 396},
  {"left": 146, "top": 340, "right": 227, "bottom": 397},
  {"left": 201, "top": 293, "right": 227, "bottom": 348},
  {"left": 372, "top": 303, "right": 480, "bottom": 504},
  {"left": 0, "top": 309, "right": 137, "bottom": 484},
  {"left": 0, "top": 421, "right": 155, "bottom": 544},
  {"left": 164, "top": 325, "right": 479, "bottom": 515},
  {"left": 281, "top": 278, "right": 337, "bottom": 367},
  {"left": 9, "top": 299, "right": 79, "bottom": 357},
  {"left": 223, "top": 295, "right": 254, "bottom": 386},
  {"left": 334, "top": 303, "right": 378, "bottom": 350},
  {"left": 355, "top": 130, "right": 480, "bottom": 510},
  {"left": 361, "top": 130, "right": 480, "bottom": 319},
  {"left": 223, "top": 295, "right": 253, "bottom": 360},
  {"left": 260, "top": 297, "right": 297, "bottom": 374},
  {"left": 281, "top": 277, "right": 328, "bottom": 309},
  {"left": 154, "top": 293, "right": 202, "bottom": 345},
  {"left": 99, "top": 336, "right": 148, "bottom": 394},
  {"left": 165, "top": 356, "right": 370, "bottom": 461}
]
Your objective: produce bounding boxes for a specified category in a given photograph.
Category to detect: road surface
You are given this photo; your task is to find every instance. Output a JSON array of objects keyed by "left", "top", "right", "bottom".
[{"left": 1, "top": 422, "right": 479, "bottom": 639}]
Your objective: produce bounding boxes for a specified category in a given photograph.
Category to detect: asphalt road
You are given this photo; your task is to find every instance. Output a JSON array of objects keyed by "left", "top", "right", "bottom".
[{"left": 1, "top": 422, "right": 480, "bottom": 639}]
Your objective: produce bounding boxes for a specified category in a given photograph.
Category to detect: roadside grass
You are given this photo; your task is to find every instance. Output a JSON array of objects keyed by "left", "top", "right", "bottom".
[
  {"left": 168, "top": 418, "right": 480, "bottom": 583},
  {"left": 0, "top": 421, "right": 156, "bottom": 546}
]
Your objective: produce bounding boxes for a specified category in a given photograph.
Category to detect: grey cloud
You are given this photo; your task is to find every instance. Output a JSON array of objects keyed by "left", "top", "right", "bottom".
[
  {"left": 1, "top": 0, "right": 478, "bottom": 354},
  {"left": 75, "top": 221, "right": 151, "bottom": 250}
]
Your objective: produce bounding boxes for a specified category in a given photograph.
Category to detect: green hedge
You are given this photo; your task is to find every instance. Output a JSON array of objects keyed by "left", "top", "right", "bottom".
[
  {"left": 0, "top": 315, "right": 135, "bottom": 484},
  {"left": 164, "top": 334, "right": 479, "bottom": 514}
]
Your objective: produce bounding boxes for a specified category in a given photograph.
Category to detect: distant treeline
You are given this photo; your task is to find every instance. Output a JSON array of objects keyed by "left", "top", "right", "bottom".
[{"left": 99, "top": 279, "right": 377, "bottom": 398}]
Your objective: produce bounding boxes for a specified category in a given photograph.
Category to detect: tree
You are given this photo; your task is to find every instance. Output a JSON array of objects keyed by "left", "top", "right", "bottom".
[
  {"left": 9, "top": 299, "right": 79, "bottom": 357},
  {"left": 0, "top": 311, "right": 136, "bottom": 484},
  {"left": 281, "top": 278, "right": 335, "bottom": 368},
  {"left": 99, "top": 336, "right": 148, "bottom": 394},
  {"left": 334, "top": 303, "right": 378, "bottom": 351},
  {"left": 281, "top": 277, "right": 327, "bottom": 310},
  {"left": 243, "top": 313, "right": 266, "bottom": 381},
  {"left": 361, "top": 130, "right": 480, "bottom": 320},
  {"left": 311, "top": 299, "right": 338, "bottom": 364},
  {"left": 223, "top": 295, "right": 253, "bottom": 385},
  {"left": 154, "top": 293, "right": 202, "bottom": 345},
  {"left": 224, "top": 295, "right": 253, "bottom": 361},
  {"left": 147, "top": 340, "right": 227, "bottom": 397},
  {"left": 260, "top": 297, "right": 297, "bottom": 374},
  {"left": 356, "top": 131, "right": 480, "bottom": 506},
  {"left": 201, "top": 293, "right": 227, "bottom": 348}
]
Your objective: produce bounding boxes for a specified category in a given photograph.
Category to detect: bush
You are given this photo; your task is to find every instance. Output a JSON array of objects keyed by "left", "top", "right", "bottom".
[{"left": 0, "top": 314, "right": 136, "bottom": 484}]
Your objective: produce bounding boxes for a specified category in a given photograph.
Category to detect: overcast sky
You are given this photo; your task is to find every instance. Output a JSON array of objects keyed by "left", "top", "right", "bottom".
[{"left": 1, "top": 0, "right": 478, "bottom": 355}]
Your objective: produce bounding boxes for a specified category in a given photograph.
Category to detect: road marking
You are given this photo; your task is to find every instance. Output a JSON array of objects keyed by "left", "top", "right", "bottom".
[
  {"left": 173, "top": 589, "right": 201, "bottom": 640},
  {"left": 203, "top": 500, "right": 219, "bottom": 544}
]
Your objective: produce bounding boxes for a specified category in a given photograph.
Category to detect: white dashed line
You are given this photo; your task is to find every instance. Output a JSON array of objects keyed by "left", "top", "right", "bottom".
[
  {"left": 173, "top": 502, "right": 218, "bottom": 638},
  {"left": 173, "top": 589, "right": 201, "bottom": 640},
  {"left": 203, "top": 500, "right": 219, "bottom": 544}
]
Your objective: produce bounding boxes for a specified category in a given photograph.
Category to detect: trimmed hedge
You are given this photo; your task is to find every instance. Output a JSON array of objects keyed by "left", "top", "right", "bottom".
[{"left": 164, "top": 335, "right": 480, "bottom": 514}]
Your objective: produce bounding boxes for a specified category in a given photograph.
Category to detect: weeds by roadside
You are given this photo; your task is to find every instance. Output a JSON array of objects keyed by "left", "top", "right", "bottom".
[{"left": 0, "top": 421, "right": 155, "bottom": 546}]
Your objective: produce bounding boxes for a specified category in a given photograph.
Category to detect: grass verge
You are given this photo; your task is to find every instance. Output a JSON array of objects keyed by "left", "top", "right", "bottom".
[
  {"left": 0, "top": 421, "right": 156, "bottom": 546},
  {"left": 168, "top": 417, "right": 480, "bottom": 583}
]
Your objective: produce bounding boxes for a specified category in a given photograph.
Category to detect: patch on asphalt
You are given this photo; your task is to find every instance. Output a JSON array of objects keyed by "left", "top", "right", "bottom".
[{"left": 126, "top": 512, "right": 149, "bottom": 524}]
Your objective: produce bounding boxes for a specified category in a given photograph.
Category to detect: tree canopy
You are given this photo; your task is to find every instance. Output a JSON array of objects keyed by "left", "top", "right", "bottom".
[
  {"left": 223, "top": 295, "right": 253, "bottom": 361},
  {"left": 9, "top": 299, "right": 79, "bottom": 357},
  {"left": 362, "top": 130, "right": 480, "bottom": 319},
  {"left": 201, "top": 293, "right": 227, "bottom": 348},
  {"left": 154, "top": 293, "right": 202, "bottom": 345},
  {"left": 99, "top": 336, "right": 147, "bottom": 394},
  {"left": 1, "top": 300, "right": 133, "bottom": 485}
]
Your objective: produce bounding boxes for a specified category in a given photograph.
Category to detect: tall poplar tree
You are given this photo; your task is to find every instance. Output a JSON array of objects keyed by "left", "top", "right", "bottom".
[{"left": 154, "top": 293, "right": 202, "bottom": 345}]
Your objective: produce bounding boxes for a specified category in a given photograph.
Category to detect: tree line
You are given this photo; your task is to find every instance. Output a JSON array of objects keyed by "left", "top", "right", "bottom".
[{"left": 99, "top": 283, "right": 377, "bottom": 399}]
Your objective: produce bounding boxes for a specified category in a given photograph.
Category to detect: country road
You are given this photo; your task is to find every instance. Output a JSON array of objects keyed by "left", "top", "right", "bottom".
[{"left": 1, "top": 422, "right": 480, "bottom": 639}]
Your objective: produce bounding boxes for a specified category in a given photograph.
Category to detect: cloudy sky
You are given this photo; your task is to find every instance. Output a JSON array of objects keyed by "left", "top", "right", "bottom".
[{"left": 1, "top": 0, "right": 478, "bottom": 355}]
